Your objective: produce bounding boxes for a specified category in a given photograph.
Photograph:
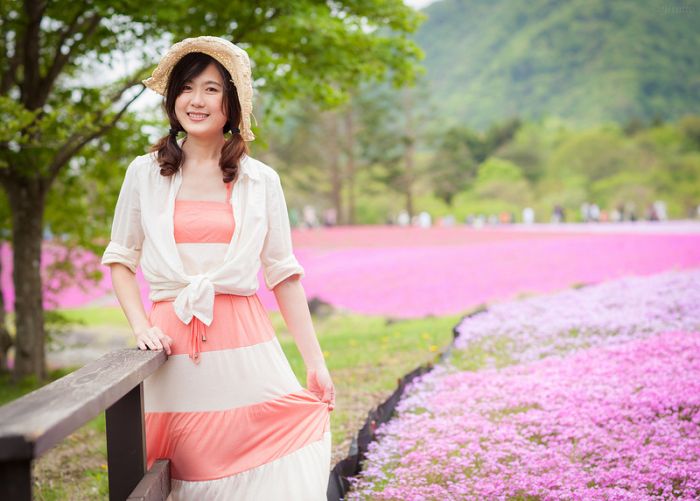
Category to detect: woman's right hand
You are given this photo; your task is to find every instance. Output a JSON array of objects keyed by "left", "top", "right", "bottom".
[{"left": 134, "top": 326, "right": 173, "bottom": 355}]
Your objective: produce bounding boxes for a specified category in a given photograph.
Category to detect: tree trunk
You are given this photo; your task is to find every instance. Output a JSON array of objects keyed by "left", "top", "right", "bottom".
[
  {"left": 5, "top": 178, "right": 46, "bottom": 381},
  {"left": 344, "top": 107, "right": 356, "bottom": 225},
  {"left": 403, "top": 132, "right": 415, "bottom": 218},
  {"left": 0, "top": 244, "right": 12, "bottom": 373},
  {"left": 402, "top": 89, "right": 416, "bottom": 219},
  {"left": 328, "top": 113, "right": 343, "bottom": 225}
]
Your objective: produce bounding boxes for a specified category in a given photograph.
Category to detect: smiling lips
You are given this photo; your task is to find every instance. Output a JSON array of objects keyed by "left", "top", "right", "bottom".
[{"left": 188, "top": 112, "right": 209, "bottom": 121}]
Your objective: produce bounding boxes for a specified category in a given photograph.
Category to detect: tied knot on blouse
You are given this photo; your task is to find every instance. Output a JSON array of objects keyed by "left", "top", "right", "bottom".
[
  {"left": 173, "top": 275, "right": 214, "bottom": 364},
  {"left": 173, "top": 274, "right": 215, "bottom": 326}
]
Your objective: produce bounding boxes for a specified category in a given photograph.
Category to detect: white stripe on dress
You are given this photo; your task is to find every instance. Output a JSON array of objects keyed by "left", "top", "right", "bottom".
[{"left": 144, "top": 336, "right": 303, "bottom": 413}]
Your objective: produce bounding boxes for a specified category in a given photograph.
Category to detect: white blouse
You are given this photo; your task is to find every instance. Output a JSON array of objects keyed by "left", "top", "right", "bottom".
[{"left": 101, "top": 148, "right": 304, "bottom": 327}]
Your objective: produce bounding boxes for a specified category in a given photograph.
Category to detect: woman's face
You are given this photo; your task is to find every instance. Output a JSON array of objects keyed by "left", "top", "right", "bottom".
[{"left": 174, "top": 62, "right": 228, "bottom": 139}]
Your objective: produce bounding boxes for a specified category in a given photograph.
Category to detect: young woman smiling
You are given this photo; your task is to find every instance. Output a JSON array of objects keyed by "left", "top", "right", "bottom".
[{"left": 102, "top": 36, "right": 334, "bottom": 500}]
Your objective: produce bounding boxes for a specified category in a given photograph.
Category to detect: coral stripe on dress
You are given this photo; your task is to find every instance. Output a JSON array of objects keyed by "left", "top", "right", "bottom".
[
  {"left": 146, "top": 389, "right": 331, "bottom": 481},
  {"left": 148, "top": 294, "right": 276, "bottom": 356}
]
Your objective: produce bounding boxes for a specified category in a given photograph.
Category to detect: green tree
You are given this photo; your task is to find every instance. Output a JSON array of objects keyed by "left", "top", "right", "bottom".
[
  {"left": 355, "top": 77, "right": 433, "bottom": 218},
  {"left": 0, "top": 0, "right": 423, "bottom": 380},
  {"left": 429, "top": 118, "right": 521, "bottom": 206},
  {"left": 429, "top": 126, "right": 478, "bottom": 206},
  {"left": 473, "top": 157, "right": 532, "bottom": 207}
]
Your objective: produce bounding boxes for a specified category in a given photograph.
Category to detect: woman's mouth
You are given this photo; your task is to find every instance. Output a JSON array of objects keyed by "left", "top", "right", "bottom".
[{"left": 187, "top": 112, "right": 209, "bottom": 121}]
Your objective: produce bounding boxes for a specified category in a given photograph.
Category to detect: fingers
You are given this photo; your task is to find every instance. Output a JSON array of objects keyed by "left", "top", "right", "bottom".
[
  {"left": 157, "top": 333, "right": 173, "bottom": 355},
  {"left": 308, "top": 367, "right": 336, "bottom": 410},
  {"left": 162, "top": 338, "right": 172, "bottom": 355},
  {"left": 323, "top": 387, "right": 333, "bottom": 403},
  {"left": 147, "top": 332, "right": 163, "bottom": 351},
  {"left": 135, "top": 327, "right": 172, "bottom": 355},
  {"left": 322, "top": 384, "right": 336, "bottom": 411}
]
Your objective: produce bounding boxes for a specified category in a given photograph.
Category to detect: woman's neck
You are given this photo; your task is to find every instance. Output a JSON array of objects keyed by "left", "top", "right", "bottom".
[{"left": 181, "top": 134, "right": 226, "bottom": 162}]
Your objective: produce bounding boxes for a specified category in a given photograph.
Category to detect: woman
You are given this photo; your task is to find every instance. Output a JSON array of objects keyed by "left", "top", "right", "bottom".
[{"left": 102, "top": 36, "right": 334, "bottom": 500}]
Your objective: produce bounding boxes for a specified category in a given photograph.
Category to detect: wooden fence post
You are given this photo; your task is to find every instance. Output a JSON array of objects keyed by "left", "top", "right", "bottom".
[{"left": 106, "top": 382, "right": 147, "bottom": 501}]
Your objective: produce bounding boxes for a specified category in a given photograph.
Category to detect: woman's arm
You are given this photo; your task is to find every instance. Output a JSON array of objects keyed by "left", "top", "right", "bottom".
[
  {"left": 273, "top": 275, "right": 335, "bottom": 410},
  {"left": 110, "top": 263, "right": 172, "bottom": 354}
]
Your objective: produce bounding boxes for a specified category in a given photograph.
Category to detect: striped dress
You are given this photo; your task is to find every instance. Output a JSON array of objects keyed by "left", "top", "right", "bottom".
[{"left": 143, "top": 180, "right": 332, "bottom": 500}]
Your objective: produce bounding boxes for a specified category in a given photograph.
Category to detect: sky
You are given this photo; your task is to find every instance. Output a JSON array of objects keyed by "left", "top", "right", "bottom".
[{"left": 405, "top": 0, "right": 437, "bottom": 9}]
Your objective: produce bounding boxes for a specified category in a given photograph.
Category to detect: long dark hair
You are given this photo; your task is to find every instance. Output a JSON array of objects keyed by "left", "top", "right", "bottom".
[{"left": 149, "top": 52, "right": 248, "bottom": 183}]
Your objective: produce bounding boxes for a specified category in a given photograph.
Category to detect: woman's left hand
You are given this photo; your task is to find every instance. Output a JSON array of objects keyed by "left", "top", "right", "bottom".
[{"left": 307, "top": 365, "right": 335, "bottom": 411}]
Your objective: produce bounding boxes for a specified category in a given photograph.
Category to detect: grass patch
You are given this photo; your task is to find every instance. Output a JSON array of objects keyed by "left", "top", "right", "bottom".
[
  {"left": 449, "top": 335, "right": 516, "bottom": 371},
  {"left": 1, "top": 370, "right": 107, "bottom": 500},
  {"left": 51, "top": 307, "right": 131, "bottom": 328}
]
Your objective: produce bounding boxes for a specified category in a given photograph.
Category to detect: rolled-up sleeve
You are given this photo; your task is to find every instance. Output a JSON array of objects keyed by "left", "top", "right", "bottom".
[
  {"left": 101, "top": 157, "right": 144, "bottom": 273},
  {"left": 260, "top": 172, "right": 305, "bottom": 289}
]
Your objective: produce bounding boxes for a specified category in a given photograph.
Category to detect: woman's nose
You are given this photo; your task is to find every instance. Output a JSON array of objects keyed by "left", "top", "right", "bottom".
[{"left": 190, "top": 87, "right": 205, "bottom": 105}]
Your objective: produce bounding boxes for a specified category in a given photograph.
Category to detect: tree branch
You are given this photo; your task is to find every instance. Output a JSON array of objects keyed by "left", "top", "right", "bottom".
[
  {"left": 47, "top": 85, "right": 146, "bottom": 184},
  {"left": 38, "top": 12, "right": 102, "bottom": 106},
  {"left": 234, "top": 6, "right": 283, "bottom": 41},
  {"left": 0, "top": 37, "right": 22, "bottom": 95}
]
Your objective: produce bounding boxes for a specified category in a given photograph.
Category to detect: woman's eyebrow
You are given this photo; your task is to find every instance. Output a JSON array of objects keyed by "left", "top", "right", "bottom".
[{"left": 184, "top": 80, "right": 222, "bottom": 87}]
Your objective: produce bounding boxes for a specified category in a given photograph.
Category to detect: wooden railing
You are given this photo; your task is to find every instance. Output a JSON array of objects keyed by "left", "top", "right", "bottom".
[{"left": 0, "top": 349, "right": 170, "bottom": 501}]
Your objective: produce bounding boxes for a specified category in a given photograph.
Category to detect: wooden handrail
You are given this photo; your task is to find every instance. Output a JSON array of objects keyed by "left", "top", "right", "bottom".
[{"left": 0, "top": 348, "right": 169, "bottom": 500}]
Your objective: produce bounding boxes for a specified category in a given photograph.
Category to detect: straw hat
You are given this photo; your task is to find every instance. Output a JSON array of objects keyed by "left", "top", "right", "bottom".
[{"left": 142, "top": 36, "right": 256, "bottom": 141}]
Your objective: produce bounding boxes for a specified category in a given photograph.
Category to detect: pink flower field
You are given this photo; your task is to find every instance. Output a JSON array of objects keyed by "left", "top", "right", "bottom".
[
  {"left": 2, "top": 223, "right": 699, "bottom": 317},
  {"left": 348, "top": 269, "right": 700, "bottom": 499},
  {"left": 349, "top": 331, "right": 700, "bottom": 500}
]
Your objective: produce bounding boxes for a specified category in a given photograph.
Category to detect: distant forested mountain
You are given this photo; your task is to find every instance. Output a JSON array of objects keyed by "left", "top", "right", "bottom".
[{"left": 416, "top": 0, "right": 700, "bottom": 129}]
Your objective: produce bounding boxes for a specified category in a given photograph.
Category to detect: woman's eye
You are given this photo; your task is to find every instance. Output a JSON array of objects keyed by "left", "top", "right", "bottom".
[{"left": 181, "top": 86, "right": 218, "bottom": 92}]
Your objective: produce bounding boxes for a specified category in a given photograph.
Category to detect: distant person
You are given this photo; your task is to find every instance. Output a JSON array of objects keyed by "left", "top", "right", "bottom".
[
  {"left": 418, "top": 211, "right": 432, "bottom": 228},
  {"left": 611, "top": 208, "right": 622, "bottom": 223},
  {"left": 616, "top": 204, "right": 625, "bottom": 222},
  {"left": 551, "top": 204, "right": 565, "bottom": 223},
  {"left": 397, "top": 210, "right": 410, "bottom": 227},
  {"left": 580, "top": 202, "right": 590, "bottom": 222},
  {"left": 441, "top": 214, "right": 456, "bottom": 227},
  {"left": 323, "top": 207, "right": 337, "bottom": 227},
  {"left": 522, "top": 207, "right": 535, "bottom": 224},
  {"left": 303, "top": 204, "right": 319, "bottom": 228},
  {"left": 653, "top": 200, "right": 667, "bottom": 221},
  {"left": 646, "top": 204, "right": 659, "bottom": 221},
  {"left": 289, "top": 207, "right": 300, "bottom": 228}
]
